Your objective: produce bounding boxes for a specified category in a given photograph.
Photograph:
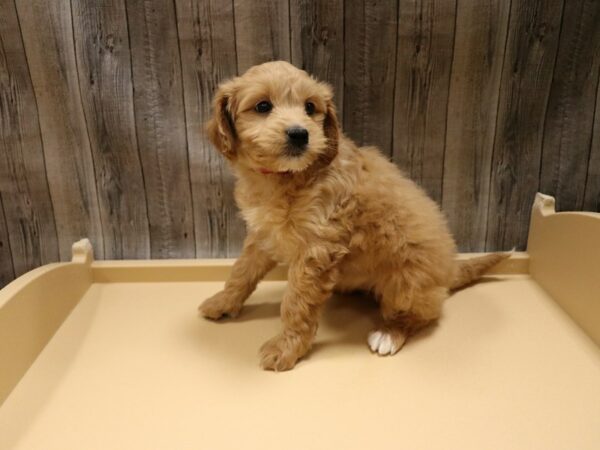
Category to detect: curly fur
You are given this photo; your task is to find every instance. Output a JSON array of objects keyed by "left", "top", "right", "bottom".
[{"left": 200, "top": 61, "right": 509, "bottom": 371}]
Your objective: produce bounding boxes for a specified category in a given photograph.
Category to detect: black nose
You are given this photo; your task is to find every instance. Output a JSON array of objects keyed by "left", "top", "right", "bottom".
[{"left": 286, "top": 127, "right": 309, "bottom": 148}]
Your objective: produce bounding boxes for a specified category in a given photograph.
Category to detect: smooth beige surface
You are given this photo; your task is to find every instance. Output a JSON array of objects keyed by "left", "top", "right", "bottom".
[
  {"left": 1, "top": 193, "right": 600, "bottom": 449},
  {"left": 528, "top": 193, "right": 600, "bottom": 346},
  {"left": 1, "top": 277, "right": 600, "bottom": 449},
  {"left": 0, "top": 240, "right": 93, "bottom": 404}
]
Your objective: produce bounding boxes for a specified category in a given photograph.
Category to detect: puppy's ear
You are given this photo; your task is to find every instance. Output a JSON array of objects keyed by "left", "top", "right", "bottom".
[
  {"left": 206, "top": 80, "right": 237, "bottom": 160},
  {"left": 321, "top": 92, "right": 340, "bottom": 166}
]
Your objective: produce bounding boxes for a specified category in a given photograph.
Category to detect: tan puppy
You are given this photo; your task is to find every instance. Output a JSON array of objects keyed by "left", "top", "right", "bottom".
[{"left": 200, "top": 61, "right": 508, "bottom": 371}]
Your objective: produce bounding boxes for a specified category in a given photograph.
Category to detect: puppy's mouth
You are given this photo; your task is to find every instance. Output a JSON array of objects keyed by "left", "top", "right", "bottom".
[
  {"left": 285, "top": 142, "right": 308, "bottom": 158},
  {"left": 247, "top": 138, "right": 321, "bottom": 176},
  {"left": 254, "top": 157, "right": 310, "bottom": 176}
]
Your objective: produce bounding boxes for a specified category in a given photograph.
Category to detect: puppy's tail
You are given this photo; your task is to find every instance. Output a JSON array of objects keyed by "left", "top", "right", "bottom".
[{"left": 450, "top": 251, "right": 513, "bottom": 290}]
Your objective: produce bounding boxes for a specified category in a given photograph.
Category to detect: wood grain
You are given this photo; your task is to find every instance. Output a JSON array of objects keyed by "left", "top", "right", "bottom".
[
  {"left": 72, "top": 0, "right": 150, "bottom": 259},
  {"left": 540, "top": 0, "right": 600, "bottom": 212},
  {"left": 289, "top": 0, "right": 344, "bottom": 116},
  {"left": 392, "top": 0, "right": 456, "bottom": 203},
  {"left": 175, "top": 0, "right": 245, "bottom": 257},
  {"left": 442, "top": 0, "right": 511, "bottom": 251},
  {"left": 344, "top": 0, "right": 399, "bottom": 156},
  {"left": 0, "top": 196, "right": 14, "bottom": 287},
  {"left": 233, "top": 0, "right": 290, "bottom": 73},
  {"left": 583, "top": 75, "right": 600, "bottom": 212},
  {"left": 125, "top": 0, "right": 195, "bottom": 258},
  {"left": 0, "top": 0, "right": 59, "bottom": 276},
  {"left": 2, "top": 0, "right": 600, "bottom": 289},
  {"left": 15, "top": 0, "right": 104, "bottom": 260},
  {"left": 486, "top": 0, "right": 564, "bottom": 251}
]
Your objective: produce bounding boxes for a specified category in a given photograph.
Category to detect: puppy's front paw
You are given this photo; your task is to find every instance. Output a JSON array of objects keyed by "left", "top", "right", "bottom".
[
  {"left": 199, "top": 291, "right": 242, "bottom": 320},
  {"left": 259, "top": 333, "right": 306, "bottom": 371}
]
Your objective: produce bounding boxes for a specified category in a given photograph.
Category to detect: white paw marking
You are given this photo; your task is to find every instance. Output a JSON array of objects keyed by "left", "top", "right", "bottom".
[{"left": 368, "top": 330, "right": 405, "bottom": 356}]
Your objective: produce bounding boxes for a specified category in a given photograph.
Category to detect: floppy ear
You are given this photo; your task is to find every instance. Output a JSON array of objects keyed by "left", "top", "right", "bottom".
[
  {"left": 321, "top": 95, "right": 340, "bottom": 166},
  {"left": 206, "top": 80, "right": 237, "bottom": 160}
]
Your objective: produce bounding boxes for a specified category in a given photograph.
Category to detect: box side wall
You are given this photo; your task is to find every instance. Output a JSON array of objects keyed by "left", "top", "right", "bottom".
[
  {"left": 89, "top": 253, "right": 528, "bottom": 283},
  {"left": 0, "top": 263, "right": 92, "bottom": 404},
  {"left": 528, "top": 194, "right": 600, "bottom": 347}
]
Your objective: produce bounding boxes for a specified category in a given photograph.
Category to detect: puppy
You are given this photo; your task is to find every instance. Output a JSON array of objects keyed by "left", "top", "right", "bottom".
[{"left": 200, "top": 61, "right": 508, "bottom": 371}]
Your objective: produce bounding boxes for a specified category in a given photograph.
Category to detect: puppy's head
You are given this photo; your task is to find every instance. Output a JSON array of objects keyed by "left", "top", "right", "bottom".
[{"left": 206, "top": 61, "right": 339, "bottom": 174}]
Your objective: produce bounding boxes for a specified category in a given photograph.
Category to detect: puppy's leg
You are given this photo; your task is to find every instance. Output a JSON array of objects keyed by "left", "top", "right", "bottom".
[
  {"left": 260, "top": 249, "right": 341, "bottom": 371},
  {"left": 369, "top": 275, "right": 446, "bottom": 356},
  {"left": 199, "top": 234, "right": 275, "bottom": 319}
]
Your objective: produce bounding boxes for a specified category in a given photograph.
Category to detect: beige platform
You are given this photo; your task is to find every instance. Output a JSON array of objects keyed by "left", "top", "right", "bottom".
[{"left": 1, "top": 193, "right": 599, "bottom": 450}]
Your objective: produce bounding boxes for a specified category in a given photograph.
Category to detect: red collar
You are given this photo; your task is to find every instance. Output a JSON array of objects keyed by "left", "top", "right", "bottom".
[{"left": 257, "top": 168, "right": 293, "bottom": 175}]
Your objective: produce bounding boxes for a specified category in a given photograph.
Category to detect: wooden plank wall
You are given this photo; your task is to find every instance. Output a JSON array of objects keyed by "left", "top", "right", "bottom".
[
  {"left": 0, "top": 0, "right": 59, "bottom": 277},
  {"left": 72, "top": 0, "right": 151, "bottom": 260},
  {"left": 0, "top": 0, "right": 599, "bottom": 286},
  {"left": 16, "top": 0, "right": 105, "bottom": 262}
]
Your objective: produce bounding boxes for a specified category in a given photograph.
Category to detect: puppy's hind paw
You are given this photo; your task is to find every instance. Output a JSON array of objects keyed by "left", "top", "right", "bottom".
[{"left": 368, "top": 329, "right": 406, "bottom": 356}]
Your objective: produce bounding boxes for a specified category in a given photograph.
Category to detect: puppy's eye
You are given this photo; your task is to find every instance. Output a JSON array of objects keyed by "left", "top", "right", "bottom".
[
  {"left": 255, "top": 101, "right": 272, "bottom": 113},
  {"left": 305, "top": 101, "right": 316, "bottom": 115}
]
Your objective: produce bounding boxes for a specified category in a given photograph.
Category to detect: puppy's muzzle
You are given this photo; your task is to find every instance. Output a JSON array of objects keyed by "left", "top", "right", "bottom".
[{"left": 286, "top": 126, "right": 309, "bottom": 156}]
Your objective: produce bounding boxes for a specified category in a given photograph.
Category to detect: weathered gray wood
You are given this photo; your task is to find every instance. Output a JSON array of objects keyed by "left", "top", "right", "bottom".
[
  {"left": 125, "top": 0, "right": 195, "bottom": 258},
  {"left": 441, "top": 0, "right": 511, "bottom": 252},
  {"left": 486, "top": 0, "right": 564, "bottom": 251},
  {"left": 176, "top": 0, "right": 245, "bottom": 257},
  {"left": 392, "top": 0, "right": 456, "bottom": 203},
  {"left": 15, "top": 0, "right": 104, "bottom": 260},
  {"left": 583, "top": 75, "right": 600, "bottom": 212},
  {"left": 344, "top": 0, "right": 398, "bottom": 156},
  {"left": 0, "top": 196, "right": 14, "bottom": 287},
  {"left": 71, "top": 0, "right": 150, "bottom": 260},
  {"left": 290, "top": 0, "right": 344, "bottom": 116},
  {"left": 0, "top": 0, "right": 59, "bottom": 276},
  {"left": 540, "top": 0, "right": 600, "bottom": 212},
  {"left": 234, "top": 0, "right": 290, "bottom": 73},
  {"left": 2, "top": 0, "right": 600, "bottom": 289}
]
